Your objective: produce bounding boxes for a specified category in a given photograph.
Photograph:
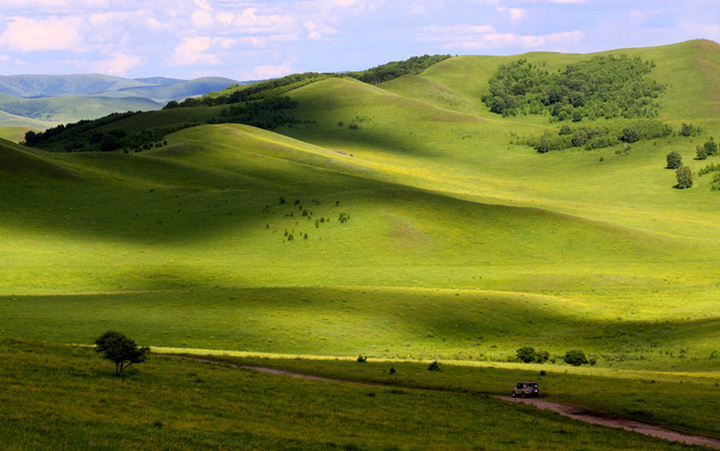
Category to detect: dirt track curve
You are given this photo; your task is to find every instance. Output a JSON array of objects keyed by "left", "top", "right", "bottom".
[
  {"left": 500, "top": 396, "right": 720, "bottom": 449},
  {"left": 161, "top": 355, "right": 720, "bottom": 449}
]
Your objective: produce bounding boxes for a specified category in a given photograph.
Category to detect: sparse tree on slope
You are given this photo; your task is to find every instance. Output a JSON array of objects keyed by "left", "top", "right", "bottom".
[
  {"left": 666, "top": 151, "right": 683, "bottom": 169},
  {"left": 676, "top": 166, "right": 693, "bottom": 189}
]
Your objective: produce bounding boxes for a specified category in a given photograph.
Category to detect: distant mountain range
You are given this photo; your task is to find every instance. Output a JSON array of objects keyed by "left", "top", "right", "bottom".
[{"left": 0, "top": 74, "right": 241, "bottom": 129}]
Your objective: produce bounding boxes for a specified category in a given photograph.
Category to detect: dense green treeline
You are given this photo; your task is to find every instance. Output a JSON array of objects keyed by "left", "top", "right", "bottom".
[
  {"left": 166, "top": 72, "right": 335, "bottom": 108},
  {"left": 482, "top": 55, "right": 665, "bottom": 121},
  {"left": 346, "top": 54, "right": 453, "bottom": 84},
  {"left": 523, "top": 119, "right": 673, "bottom": 153}
]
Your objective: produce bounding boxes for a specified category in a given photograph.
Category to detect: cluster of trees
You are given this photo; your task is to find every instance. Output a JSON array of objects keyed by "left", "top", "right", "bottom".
[
  {"left": 215, "top": 96, "right": 306, "bottom": 130},
  {"left": 529, "top": 119, "right": 672, "bottom": 153},
  {"left": 516, "top": 346, "right": 550, "bottom": 363},
  {"left": 516, "top": 347, "right": 595, "bottom": 366},
  {"left": 24, "top": 111, "right": 140, "bottom": 147},
  {"left": 667, "top": 138, "right": 718, "bottom": 190},
  {"left": 346, "top": 54, "right": 452, "bottom": 84},
  {"left": 482, "top": 55, "right": 665, "bottom": 121},
  {"left": 695, "top": 138, "right": 718, "bottom": 160}
]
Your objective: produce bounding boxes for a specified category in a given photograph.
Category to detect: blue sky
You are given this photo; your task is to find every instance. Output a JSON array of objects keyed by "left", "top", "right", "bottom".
[{"left": 1, "top": 0, "right": 718, "bottom": 81}]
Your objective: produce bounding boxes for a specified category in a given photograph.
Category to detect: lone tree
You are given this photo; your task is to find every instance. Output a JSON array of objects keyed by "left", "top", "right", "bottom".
[
  {"left": 705, "top": 138, "right": 718, "bottom": 157},
  {"left": 676, "top": 166, "right": 693, "bottom": 189},
  {"left": 94, "top": 331, "right": 150, "bottom": 377},
  {"left": 666, "top": 151, "right": 683, "bottom": 169},
  {"left": 564, "top": 349, "right": 589, "bottom": 367}
]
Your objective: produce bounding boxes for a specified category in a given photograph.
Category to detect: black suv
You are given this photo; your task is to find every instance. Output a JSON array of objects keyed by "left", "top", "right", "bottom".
[{"left": 511, "top": 382, "right": 540, "bottom": 398}]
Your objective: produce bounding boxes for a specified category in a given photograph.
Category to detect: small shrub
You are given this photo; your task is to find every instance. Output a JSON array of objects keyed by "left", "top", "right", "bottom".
[
  {"left": 427, "top": 361, "right": 441, "bottom": 372},
  {"left": 516, "top": 346, "right": 536, "bottom": 363},
  {"left": 564, "top": 349, "right": 589, "bottom": 367},
  {"left": 535, "top": 350, "right": 550, "bottom": 364}
]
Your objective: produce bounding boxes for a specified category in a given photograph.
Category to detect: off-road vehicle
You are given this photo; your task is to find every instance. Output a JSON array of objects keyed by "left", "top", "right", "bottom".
[{"left": 511, "top": 382, "right": 540, "bottom": 398}]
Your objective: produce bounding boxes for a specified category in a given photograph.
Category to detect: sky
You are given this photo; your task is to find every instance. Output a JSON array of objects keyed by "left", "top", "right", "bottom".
[{"left": 1, "top": 0, "right": 719, "bottom": 82}]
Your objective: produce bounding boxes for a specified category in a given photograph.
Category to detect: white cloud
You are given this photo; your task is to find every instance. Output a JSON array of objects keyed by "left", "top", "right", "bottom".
[
  {"left": 3, "top": 0, "right": 110, "bottom": 9},
  {"left": 467, "top": 30, "right": 583, "bottom": 50},
  {"left": 217, "top": 12, "right": 235, "bottom": 25},
  {"left": 497, "top": 6, "right": 526, "bottom": 22},
  {"left": 167, "top": 36, "right": 236, "bottom": 66},
  {"left": 418, "top": 24, "right": 497, "bottom": 43},
  {"left": 304, "top": 21, "right": 339, "bottom": 40},
  {"left": 680, "top": 22, "right": 720, "bottom": 41},
  {"left": 93, "top": 52, "right": 146, "bottom": 75},
  {"left": 0, "top": 17, "right": 84, "bottom": 52},
  {"left": 193, "top": 0, "right": 212, "bottom": 11},
  {"left": 231, "top": 8, "right": 297, "bottom": 35},
  {"left": 419, "top": 23, "right": 583, "bottom": 52},
  {"left": 249, "top": 57, "right": 299, "bottom": 79},
  {"left": 147, "top": 17, "right": 164, "bottom": 30},
  {"left": 191, "top": 9, "right": 215, "bottom": 28}
]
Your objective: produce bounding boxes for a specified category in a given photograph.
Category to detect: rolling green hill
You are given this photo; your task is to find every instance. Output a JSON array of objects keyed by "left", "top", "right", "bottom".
[
  {"left": 1, "top": 40, "right": 720, "bottom": 448},
  {"left": 0, "top": 92, "right": 163, "bottom": 125},
  {"left": 0, "top": 74, "right": 240, "bottom": 129},
  {"left": 0, "top": 73, "right": 150, "bottom": 97},
  {"left": 98, "top": 76, "right": 244, "bottom": 103}
]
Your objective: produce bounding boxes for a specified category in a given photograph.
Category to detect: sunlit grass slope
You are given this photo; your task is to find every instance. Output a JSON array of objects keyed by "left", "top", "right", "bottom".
[
  {"left": 1, "top": 40, "right": 719, "bottom": 378},
  {"left": 1, "top": 122, "right": 719, "bottom": 372},
  {"left": 279, "top": 41, "right": 720, "bottom": 242},
  {"left": 0, "top": 126, "right": 33, "bottom": 143}
]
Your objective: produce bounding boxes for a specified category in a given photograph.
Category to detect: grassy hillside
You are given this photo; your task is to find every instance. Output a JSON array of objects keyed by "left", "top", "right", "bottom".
[
  {"left": 0, "top": 73, "right": 150, "bottom": 97},
  {"left": 94, "top": 77, "right": 240, "bottom": 103},
  {"left": 1, "top": 40, "right": 720, "bottom": 447},
  {"left": 0, "top": 74, "right": 240, "bottom": 129},
  {"left": 0, "top": 126, "right": 33, "bottom": 142},
  {"left": 0, "top": 92, "right": 162, "bottom": 126},
  {"left": 0, "top": 109, "right": 56, "bottom": 129}
]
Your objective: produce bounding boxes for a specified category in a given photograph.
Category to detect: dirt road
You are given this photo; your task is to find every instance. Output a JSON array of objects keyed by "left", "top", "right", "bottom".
[
  {"left": 500, "top": 396, "right": 720, "bottom": 449},
  {"left": 161, "top": 354, "right": 720, "bottom": 449}
]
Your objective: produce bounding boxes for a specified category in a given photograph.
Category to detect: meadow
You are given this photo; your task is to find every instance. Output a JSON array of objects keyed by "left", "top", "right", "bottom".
[
  {"left": 1, "top": 338, "right": 714, "bottom": 450},
  {"left": 1, "top": 39, "right": 719, "bottom": 448}
]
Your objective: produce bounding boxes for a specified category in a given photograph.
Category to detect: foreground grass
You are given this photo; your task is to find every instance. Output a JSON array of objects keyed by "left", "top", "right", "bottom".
[
  {"left": 224, "top": 354, "right": 720, "bottom": 440},
  {"left": 0, "top": 338, "right": 709, "bottom": 451}
]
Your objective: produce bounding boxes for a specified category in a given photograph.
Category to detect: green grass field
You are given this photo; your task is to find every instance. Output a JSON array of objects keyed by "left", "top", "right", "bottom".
[
  {"left": 2, "top": 338, "right": 713, "bottom": 450},
  {"left": 1, "top": 40, "right": 720, "bottom": 449}
]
